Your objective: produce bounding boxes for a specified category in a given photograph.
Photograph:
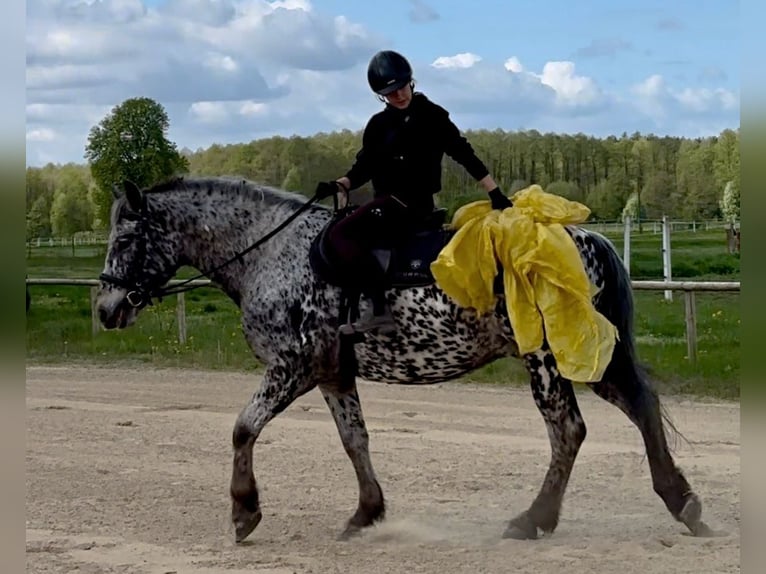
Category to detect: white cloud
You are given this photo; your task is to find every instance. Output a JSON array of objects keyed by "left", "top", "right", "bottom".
[
  {"left": 674, "top": 87, "right": 738, "bottom": 112},
  {"left": 634, "top": 74, "right": 665, "bottom": 98},
  {"left": 431, "top": 53, "right": 482, "bottom": 69},
  {"left": 26, "top": 128, "right": 56, "bottom": 142},
  {"left": 240, "top": 101, "right": 268, "bottom": 116},
  {"left": 203, "top": 53, "right": 239, "bottom": 73},
  {"left": 630, "top": 73, "right": 739, "bottom": 127},
  {"left": 533, "top": 61, "right": 601, "bottom": 107},
  {"left": 503, "top": 57, "right": 523, "bottom": 73},
  {"left": 189, "top": 101, "right": 231, "bottom": 123}
]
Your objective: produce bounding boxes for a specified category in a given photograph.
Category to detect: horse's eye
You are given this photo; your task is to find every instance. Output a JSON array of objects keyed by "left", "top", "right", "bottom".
[{"left": 114, "top": 237, "right": 134, "bottom": 250}]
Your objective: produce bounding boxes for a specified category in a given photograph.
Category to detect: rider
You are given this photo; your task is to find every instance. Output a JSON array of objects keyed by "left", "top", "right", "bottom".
[{"left": 315, "top": 49, "right": 512, "bottom": 334}]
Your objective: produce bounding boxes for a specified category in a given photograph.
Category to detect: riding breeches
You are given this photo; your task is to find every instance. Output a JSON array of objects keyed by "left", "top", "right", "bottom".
[{"left": 327, "top": 195, "right": 417, "bottom": 267}]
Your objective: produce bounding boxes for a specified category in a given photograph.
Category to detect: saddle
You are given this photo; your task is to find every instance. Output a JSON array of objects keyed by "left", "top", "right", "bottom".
[{"left": 309, "top": 205, "right": 453, "bottom": 290}]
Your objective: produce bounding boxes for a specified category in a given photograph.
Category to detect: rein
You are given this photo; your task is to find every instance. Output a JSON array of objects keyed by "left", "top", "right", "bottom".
[{"left": 100, "top": 188, "right": 329, "bottom": 308}]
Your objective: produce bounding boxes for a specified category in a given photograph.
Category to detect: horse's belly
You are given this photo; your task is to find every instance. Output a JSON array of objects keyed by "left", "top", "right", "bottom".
[{"left": 352, "top": 289, "right": 516, "bottom": 384}]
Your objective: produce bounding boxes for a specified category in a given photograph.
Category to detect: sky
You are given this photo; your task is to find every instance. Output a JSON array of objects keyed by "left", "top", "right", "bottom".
[{"left": 25, "top": 0, "right": 740, "bottom": 167}]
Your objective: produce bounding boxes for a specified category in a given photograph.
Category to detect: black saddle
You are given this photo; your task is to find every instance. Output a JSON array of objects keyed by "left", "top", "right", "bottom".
[{"left": 309, "top": 206, "right": 454, "bottom": 290}]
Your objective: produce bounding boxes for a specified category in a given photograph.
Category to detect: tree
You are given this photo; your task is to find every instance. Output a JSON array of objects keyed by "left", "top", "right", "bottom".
[
  {"left": 281, "top": 165, "right": 304, "bottom": 192},
  {"left": 545, "top": 180, "right": 583, "bottom": 203},
  {"left": 640, "top": 171, "right": 678, "bottom": 219},
  {"left": 26, "top": 194, "right": 53, "bottom": 241},
  {"left": 85, "top": 97, "right": 189, "bottom": 225},
  {"left": 720, "top": 181, "right": 740, "bottom": 223},
  {"left": 49, "top": 166, "right": 94, "bottom": 254}
]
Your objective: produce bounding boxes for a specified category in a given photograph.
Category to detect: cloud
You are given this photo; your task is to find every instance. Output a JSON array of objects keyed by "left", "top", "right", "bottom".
[
  {"left": 630, "top": 73, "right": 738, "bottom": 130},
  {"left": 574, "top": 38, "right": 633, "bottom": 59},
  {"left": 416, "top": 57, "right": 605, "bottom": 125},
  {"left": 503, "top": 57, "right": 523, "bottom": 73},
  {"left": 409, "top": 0, "right": 439, "bottom": 23},
  {"left": 25, "top": 1, "right": 740, "bottom": 167},
  {"left": 431, "top": 53, "right": 482, "bottom": 69},
  {"left": 533, "top": 61, "right": 603, "bottom": 108},
  {"left": 26, "top": 128, "right": 56, "bottom": 142}
]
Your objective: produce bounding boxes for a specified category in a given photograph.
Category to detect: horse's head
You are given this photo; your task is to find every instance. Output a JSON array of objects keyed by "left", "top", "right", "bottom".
[{"left": 96, "top": 180, "right": 178, "bottom": 329}]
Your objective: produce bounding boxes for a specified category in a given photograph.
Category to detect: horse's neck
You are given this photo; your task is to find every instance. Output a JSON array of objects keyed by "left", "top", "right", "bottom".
[{"left": 162, "top": 190, "right": 302, "bottom": 296}]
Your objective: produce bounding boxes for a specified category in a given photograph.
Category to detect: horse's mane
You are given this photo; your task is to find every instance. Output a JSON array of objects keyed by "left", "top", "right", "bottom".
[{"left": 144, "top": 175, "right": 312, "bottom": 210}]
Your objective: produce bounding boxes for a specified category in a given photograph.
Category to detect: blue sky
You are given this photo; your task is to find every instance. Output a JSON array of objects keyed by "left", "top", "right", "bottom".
[{"left": 26, "top": 0, "right": 740, "bottom": 166}]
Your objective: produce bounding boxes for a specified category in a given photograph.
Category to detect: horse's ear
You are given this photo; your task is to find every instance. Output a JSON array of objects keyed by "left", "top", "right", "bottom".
[
  {"left": 123, "top": 180, "right": 143, "bottom": 212},
  {"left": 111, "top": 183, "right": 123, "bottom": 200}
]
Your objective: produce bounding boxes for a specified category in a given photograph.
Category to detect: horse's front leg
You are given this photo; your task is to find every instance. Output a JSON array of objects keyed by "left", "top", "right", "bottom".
[
  {"left": 230, "top": 364, "right": 315, "bottom": 543},
  {"left": 319, "top": 380, "right": 385, "bottom": 540},
  {"left": 504, "top": 348, "right": 587, "bottom": 540}
]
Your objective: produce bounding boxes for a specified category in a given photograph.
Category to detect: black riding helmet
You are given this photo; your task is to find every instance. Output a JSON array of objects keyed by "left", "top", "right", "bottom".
[{"left": 367, "top": 50, "right": 413, "bottom": 95}]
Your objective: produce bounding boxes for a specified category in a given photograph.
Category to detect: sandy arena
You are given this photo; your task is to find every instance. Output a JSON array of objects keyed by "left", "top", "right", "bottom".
[{"left": 26, "top": 364, "right": 740, "bottom": 573}]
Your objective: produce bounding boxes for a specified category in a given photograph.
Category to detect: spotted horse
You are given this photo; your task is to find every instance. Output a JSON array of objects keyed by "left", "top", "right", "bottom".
[{"left": 95, "top": 176, "right": 714, "bottom": 544}]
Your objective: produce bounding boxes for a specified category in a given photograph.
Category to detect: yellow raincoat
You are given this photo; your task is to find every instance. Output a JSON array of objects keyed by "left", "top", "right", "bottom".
[{"left": 430, "top": 185, "right": 618, "bottom": 383}]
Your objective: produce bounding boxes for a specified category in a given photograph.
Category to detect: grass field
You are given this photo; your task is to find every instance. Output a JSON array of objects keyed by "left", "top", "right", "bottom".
[{"left": 26, "top": 227, "right": 740, "bottom": 399}]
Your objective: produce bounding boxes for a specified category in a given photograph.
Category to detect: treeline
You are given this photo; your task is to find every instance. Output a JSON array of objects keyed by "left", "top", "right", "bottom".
[{"left": 26, "top": 126, "right": 740, "bottom": 240}]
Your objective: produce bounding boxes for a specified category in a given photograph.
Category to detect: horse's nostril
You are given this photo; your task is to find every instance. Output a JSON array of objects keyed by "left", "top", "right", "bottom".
[{"left": 99, "top": 308, "right": 108, "bottom": 324}]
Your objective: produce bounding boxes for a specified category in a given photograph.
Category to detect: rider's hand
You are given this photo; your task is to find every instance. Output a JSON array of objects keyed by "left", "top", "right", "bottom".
[
  {"left": 315, "top": 181, "right": 340, "bottom": 200},
  {"left": 488, "top": 187, "right": 513, "bottom": 210}
]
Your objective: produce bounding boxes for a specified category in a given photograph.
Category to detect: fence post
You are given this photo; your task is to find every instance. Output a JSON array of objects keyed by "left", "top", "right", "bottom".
[
  {"left": 662, "top": 216, "right": 672, "bottom": 301},
  {"left": 90, "top": 287, "right": 100, "bottom": 336},
  {"left": 684, "top": 290, "right": 697, "bottom": 365},
  {"left": 177, "top": 292, "right": 187, "bottom": 345},
  {"left": 623, "top": 216, "right": 631, "bottom": 275}
]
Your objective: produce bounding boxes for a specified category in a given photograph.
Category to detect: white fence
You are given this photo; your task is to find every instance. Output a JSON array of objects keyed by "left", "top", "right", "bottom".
[
  {"left": 26, "top": 277, "right": 740, "bottom": 366},
  {"left": 583, "top": 218, "right": 739, "bottom": 235},
  {"left": 27, "top": 234, "right": 109, "bottom": 248},
  {"left": 26, "top": 218, "right": 740, "bottom": 249}
]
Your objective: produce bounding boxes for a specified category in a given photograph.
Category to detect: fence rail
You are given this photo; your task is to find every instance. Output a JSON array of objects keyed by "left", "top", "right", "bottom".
[{"left": 26, "top": 278, "right": 740, "bottom": 366}]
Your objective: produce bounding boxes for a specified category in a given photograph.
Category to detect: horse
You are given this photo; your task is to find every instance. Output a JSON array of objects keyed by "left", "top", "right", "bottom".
[{"left": 94, "top": 175, "right": 713, "bottom": 543}]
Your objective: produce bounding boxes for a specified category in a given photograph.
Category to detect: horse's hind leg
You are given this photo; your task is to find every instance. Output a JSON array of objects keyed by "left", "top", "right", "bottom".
[
  {"left": 587, "top": 375, "right": 713, "bottom": 536},
  {"left": 504, "top": 348, "right": 587, "bottom": 540},
  {"left": 319, "top": 381, "right": 385, "bottom": 540},
  {"left": 230, "top": 365, "right": 315, "bottom": 543}
]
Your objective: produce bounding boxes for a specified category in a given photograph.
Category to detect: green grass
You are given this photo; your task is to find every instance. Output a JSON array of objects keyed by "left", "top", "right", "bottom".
[
  {"left": 597, "top": 227, "right": 740, "bottom": 280},
  {"left": 26, "top": 228, "right": 740, "bottom": 400}
]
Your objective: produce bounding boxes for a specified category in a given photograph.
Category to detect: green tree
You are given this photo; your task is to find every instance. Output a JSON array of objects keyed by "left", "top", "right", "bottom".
[
  {"left": 281, "top": 165, "right": 304, "bottom": 192},
  {"left": 85, "top": 97, "right": 189, "bottom": 225},
  {"left": 640, "top": 171, "right": 678, "bottom": 219},
  {"left": 720, "top": 181, "right": 740, "bottom": 223},
  {"left": 26, "top": 194, "right": 53, "bottom": 241},
  {"left": 49, "top": 166, "right": 94, "bottom": 254},
  {"left": 585, "top": 179, "right": 626, "bottom": 220},
  {"left": 545, "top": 180, "right": 583, "bottom": 202}
]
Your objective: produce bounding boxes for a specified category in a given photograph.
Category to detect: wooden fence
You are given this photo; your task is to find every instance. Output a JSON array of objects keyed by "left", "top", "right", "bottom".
[{"left": 26, "top": 278, "right": 740, "bottom": 366}]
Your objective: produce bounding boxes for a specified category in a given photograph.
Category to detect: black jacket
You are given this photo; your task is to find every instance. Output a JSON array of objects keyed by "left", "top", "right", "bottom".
[{"left": 345, "top": 93, "right": 489, "bottom": 215}]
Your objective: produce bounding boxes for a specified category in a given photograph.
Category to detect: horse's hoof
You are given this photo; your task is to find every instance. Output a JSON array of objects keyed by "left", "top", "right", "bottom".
[
  {"left": 337, "top": 524, "right": 362, "bottom": 541},
  {"left": 502, "top": 515, "right": 539, "bottom": 540},
  {"left": 234, "top": 509, "right": 262, "bottom": 543},
  {"left": 678, "top": 493, "right": 711, "bottom": 537}
]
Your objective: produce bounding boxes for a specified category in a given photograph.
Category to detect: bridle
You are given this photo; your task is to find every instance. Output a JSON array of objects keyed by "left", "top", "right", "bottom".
[{"left": 99, "top": 187, "right": 328, "bottom": 309}]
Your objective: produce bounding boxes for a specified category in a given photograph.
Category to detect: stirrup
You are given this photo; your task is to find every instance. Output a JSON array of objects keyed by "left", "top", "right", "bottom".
[{"left": 352, "top": 306, "right": 397, "bottom": 334}]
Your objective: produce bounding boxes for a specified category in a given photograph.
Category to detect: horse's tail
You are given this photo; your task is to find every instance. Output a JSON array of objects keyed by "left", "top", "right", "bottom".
[{"left": 588, "top": 231, "right": 685, "bottom": 449}]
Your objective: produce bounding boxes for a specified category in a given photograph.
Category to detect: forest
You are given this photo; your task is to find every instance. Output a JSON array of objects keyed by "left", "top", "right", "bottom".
[{"left": 26, "top": 123, "right": 740, "bottom": 241}]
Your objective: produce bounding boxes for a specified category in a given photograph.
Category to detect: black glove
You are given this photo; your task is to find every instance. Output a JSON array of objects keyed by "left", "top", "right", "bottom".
[
  {"left": 488, "top": 187, "right": 513, "bottom": 210},
  {"left": 315, "top": 180, "right": 340, "bottom": 200}
]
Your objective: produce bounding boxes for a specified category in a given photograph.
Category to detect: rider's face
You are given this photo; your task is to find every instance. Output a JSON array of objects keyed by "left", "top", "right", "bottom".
[{"left": 385, "top": 84, "right": 413, "bottom": 109}]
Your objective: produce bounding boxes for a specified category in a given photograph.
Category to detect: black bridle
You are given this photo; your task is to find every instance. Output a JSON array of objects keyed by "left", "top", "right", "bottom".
[{"left": 99, "top": 188, "right": 328, "bottom": 309}]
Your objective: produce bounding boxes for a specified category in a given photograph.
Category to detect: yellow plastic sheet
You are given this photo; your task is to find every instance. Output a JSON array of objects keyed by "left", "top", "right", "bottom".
[{"left": 430, "top": 185, "right": 618, "bottom": 383}]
